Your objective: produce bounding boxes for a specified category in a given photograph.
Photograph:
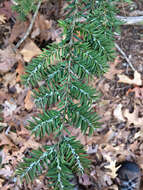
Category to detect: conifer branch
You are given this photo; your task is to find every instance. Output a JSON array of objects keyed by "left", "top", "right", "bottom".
[
  {"left": 16, "top": 0, "right": 122, "bottom": 189},
  {"left": 28, "top": 111, "right": 61, "bottom": 137}
]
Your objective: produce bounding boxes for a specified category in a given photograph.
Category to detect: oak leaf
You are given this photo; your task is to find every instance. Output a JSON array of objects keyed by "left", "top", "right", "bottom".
[
  {"left": 0, "top": 15, "right": 6, "bottom": 23},
  {"left": 0, "top": 165, "right": 13, "bottom": 178},
  {"left": 9, "top": 20, "right": 29, "bottom": 43},
  {"left": 113, "top": 104, "right": 125, "bottom": 122},
  {"left": 104, "top": 56, "right": 123, "bottom": 80},
  {"left": 104, "top": 154, "right": 121, "bottom": 178},
  {"left": 2, "top": 100, "right": 17, "bottom": 118},
  {"left": 20, "top": 39, "right": 41, "bottom": 62},
  {"left": 16, "top": 61, "right": 25, "bottom": 82},
  {"left": 118, "top": 70, "right": 142, "bottom": 86},
  {"left": 31, "top": 14, "right": 52, "bottom": 41},
  {"left": 127, "top": 86, "right": 143, "bottom": 98},
  {"left": 24, "top": 90, "right": 35, "bottom": 111},
  {"left": 123, "top": 105, "right": 143, "bottom": 126},
  {"left": 0, "top": 46, "right": 20, "bottom": 73}
]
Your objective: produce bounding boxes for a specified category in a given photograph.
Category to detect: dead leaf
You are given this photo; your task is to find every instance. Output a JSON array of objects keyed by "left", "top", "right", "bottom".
[
  {"left": 137, "top": 156, "right": 143, "bottom": 171},
  {"left": 0, "top": 184, "right": 13, "bottom": 190},
  {"left": 0, "top": 165, "right": 13, "bottom": 178},
  {"left": 104, "top": 154, "right": 121, "bottom": 178},
  {"left": 31, "top": 27, "right": 40, "bottom": 39},
  {"left": 12, "top": 135, "right": 41, "bottom": 163},
  {"left": 107, "top": 185, "right": 118, "bottom": 190},
  {"left": 0, "top": 132, "right": 14, "bottom": 147},
  {"left": 79, "top": 174, "right": 92, "bottom": 186},
  {"left": 0, "top": 178, "right": 4, "bottom": 188},
  {"left": 123, "top": 105, "right": 143, "bottom": 126},
  {"left": 118, "top": 70, "right": 142, "bottom": 86},
  {"left": 51, "top": 28, "right": 63, "bottom": 43},
  {"left": 92, "top": 166, "right": 113, "bottom": 187},
  {"left": 16, "top": 61, "right": 25, "bottom": 82},
  {"left": 113, "top": 104, "right": 125, "bottom": 121},
  {"left": 0, "top": 15, "right": 6, "bottom": 23},
  {"left": 20, "top": 39, "right": 41, "bottom": 62},
  {"left": 24, "top": 90, "right": 35, "bottom": 111},
  {"left": 86, "top": 144, "right": 98, "bottom": 154},
  {"left": 3, "top": 72, "right": 16, "bottom": 88},
  {"left": 104, "top": 56, "right": 123, "bottom": 80},
  {"left": 31, "top": 14, "right": 53, "bottom": 41},
  {"left": 0, "top": 1, "right": 17, "bottom": 20},
  {"left": 6, "top": 132, "right": 24, "bottom": 146},
  {"left": 2, "top": 100, "right": 17, "bottom": 118},
  {"left": 0, "top": 91, "right": 10, "bottom": 104},
  {"left": 0, "top": 46, "right": 19, "bottom": 73},
  {"left": 0, "top": 134, "right": 40, "bottom": 166},
  {"left": 127, "top": 86, "right": 143, "bottom": 98},
  {"left": 9, "top": 20, "right": 29, "bottom": 43},
  {"left": 134, "top": 131, "right": 142, "bottom": 139}
]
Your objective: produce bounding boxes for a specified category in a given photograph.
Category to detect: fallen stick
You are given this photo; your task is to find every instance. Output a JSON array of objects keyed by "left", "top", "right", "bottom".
[
  {"left": 116, "top": 15, "right": 143, "bottom": 25},
  {"left": 76, "top": 15, "right": 143, "bottom": 25},
  {"left": 15, "top": 0, "right": 42, "bottom": 49},
  {"left": 115, "top": 43, "right": 136, "bottom": 72}
]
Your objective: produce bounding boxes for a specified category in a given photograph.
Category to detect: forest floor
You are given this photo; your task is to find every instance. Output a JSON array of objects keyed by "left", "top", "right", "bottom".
[{"left": 0, "top": 0, "right": 143, "bottom": 190}]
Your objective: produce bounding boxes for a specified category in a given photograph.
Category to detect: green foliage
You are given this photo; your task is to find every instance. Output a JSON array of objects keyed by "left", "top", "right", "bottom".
[
  {"left": 16, "top": 0, "right": 121, "bottom": 189},
  {"left": 12, "top": 0, "right": 39, "bottom": 20},
  {"left": 28, "top": 110, "right": 62, "bottom": 137},
  {"left": 16, "top": 137, "right": 90, "bottom": 189}
]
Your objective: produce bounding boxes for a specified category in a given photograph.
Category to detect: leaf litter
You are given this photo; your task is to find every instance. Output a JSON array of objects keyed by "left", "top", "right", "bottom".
[{"left": 0, "top": 0, "right": 143, "bottom": 190}]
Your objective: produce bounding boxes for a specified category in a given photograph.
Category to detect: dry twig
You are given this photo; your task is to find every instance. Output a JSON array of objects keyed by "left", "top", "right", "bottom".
[
  {"left": 115, "top": 43, "right": 136, "bottom": 72},
  {"left": 15, "top": 0, "right": 42, "bottom": 49},
  {"left": 116, "top": 15, "right": 143, "bottom": 25}
]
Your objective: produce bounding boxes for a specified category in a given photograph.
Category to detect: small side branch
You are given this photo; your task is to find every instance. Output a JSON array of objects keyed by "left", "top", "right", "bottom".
[
  {"left": 116, "top": 15, "right": 143, "bottom": 25},
  {"left": 75, "top": 15, "right": 143, "bottom": 25},
  {"left": 16, "top": 0, "right": 42, "bottom": 49},
  {"left": 115, "top": 43, "right": 136, "bottom": 72}
]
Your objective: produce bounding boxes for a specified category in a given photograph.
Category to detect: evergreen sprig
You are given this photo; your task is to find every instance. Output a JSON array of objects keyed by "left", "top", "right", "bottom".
[
  {"left": 12, "top": 0, "right": 39, "bottom": 20},
  {"left": 17, "top": 137, "right": 89, "bottom": 189},
  {"left": 16, "top": 0, "right": 121, "bottom": 189}
]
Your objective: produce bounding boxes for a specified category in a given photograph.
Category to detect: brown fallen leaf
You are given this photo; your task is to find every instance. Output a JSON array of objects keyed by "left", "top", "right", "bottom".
[
  {"left": 92, "top": 166, "right": 113, "bottom": 187},
  {"left": 2, "top": 100, "right": 17, "bottom": 118},
  {"left": 31, "top": 14, "right": 53, "bottom": 41},
  {"left": 1, "top": 134, "right": 40, "bottom": 166},
  {"left": 104, "top": 185, "right": 118, "bottom": 190},
  {"left": 126, "top": 86, "right": 143, "bottom": 99},
  {"left": 0, "top": 1, "right": 17, "bottom": 20},
  {"left": 113, "top": 104, "right": 125, "bottom": 122},
  {"left": 104, "top": 56, "right": 123, "bottom": 80},
  {"left": 0, "top": 45, "right": 20, "bottom": 73},
  {"left": 20, "top": 39, "right": 41, "bottom": 62},
  {"left": 0, "top": 15, "right": 6, "bottom": 24},
  {"left": 0, "top": 165, "right": 13, "bottom": 178},
  {"left": 118, "top": 70, "right": 142, "bottom": 86},
  {"left": 104, "top": 154, "right": 121, "bottom": 178},
  {"left": 137, "top": 156, "right": 143, "bottom": 171},
  {"left": 11, "top": 135, "right": 41, "bottom": 163},
  {"left": 6, "top": 132, "right": 24, "bottom": 146},
  {"left": 9, "top": 19, "right": 29, "bottom": 43},
  {"left": 0, "top": 178, "right": 4, "bottom": 189},
  {"left": 0, "top": 132, "right": 14, "bottom": 147},
  {"left": 24, "top": 90, "right": 35, "bottom": 111},
  {"left": 0, "top": 184, "right": 13, "bottom": 190},
  {"left": 79, "top": 174, "right": 92, "bottom": 186},
  {"left": 123, "top": 105, "right": 143, "bottom": 126},
  {"left": 0, "top": 91, "right": 10, "bottom": 104},
  {"left": 16, "top": 61, "right": 25, "bottom": 82},
  {"left": 3, "top": 72, "right": 16, "bottom": 88}
]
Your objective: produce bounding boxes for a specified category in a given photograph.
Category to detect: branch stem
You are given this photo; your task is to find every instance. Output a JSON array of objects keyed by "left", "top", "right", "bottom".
[{"left": 15, "top": 0, "right": 42, "bottom": 49}]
